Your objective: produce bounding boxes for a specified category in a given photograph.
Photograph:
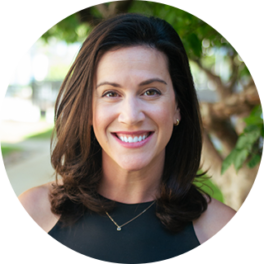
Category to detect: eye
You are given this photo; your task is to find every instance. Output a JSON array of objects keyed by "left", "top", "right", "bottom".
[
  {"left": 102, "top": 89, "right": 161, "bottom": 98},
  {"left": 102, "top": 91, "right": 119, "bottom": 97},
  {"left": 145, "top": 89, "right": 161, "bottom": 95}
]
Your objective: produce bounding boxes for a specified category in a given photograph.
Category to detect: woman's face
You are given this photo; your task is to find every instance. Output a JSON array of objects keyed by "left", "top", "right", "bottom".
[{"left": 92, "top": 46, "right": 180, "bottom": 172}]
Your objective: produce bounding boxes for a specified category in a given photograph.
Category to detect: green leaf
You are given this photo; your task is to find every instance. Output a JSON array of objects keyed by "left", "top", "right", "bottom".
[
  {"left": 261, "top": 126, "right": 264, "bottom": 138},
  {"left": 237, "top": 126, "right": 261, "bottom": 150},
  {"left": 187, "top": 33, "right": 202, "bottom": 57},
  {"left": 244, "top": 124, "right": 261, "bottom": 133},
  {"left": 234, "top": 149, "right": 249, "bottom": 172},
  {"left": 246, "top": 129, "right": 261, "bottom": 144},
  {"left": 244, "top": 105, "right": 264, "bottom": 125},
  {"left": 244, "top": 115, "right": 263, "bottom": 126},
  {"left": 248, "top": 154, "right": 261, "bottom": 168},
  {"left": 250, "top": 105, "right": 262, "bottom": 116},
  {"left": 221, "top": 149, "right": 237, "bottom": 174},
  {"left": 238, "top": 64, "right": 250, "bottom": 77},
  {"left": 235, "top": 134, "right": 252, "bottom": 151},
  {"left": 244, "top": 105, "right": 263, "bottom": 126}
]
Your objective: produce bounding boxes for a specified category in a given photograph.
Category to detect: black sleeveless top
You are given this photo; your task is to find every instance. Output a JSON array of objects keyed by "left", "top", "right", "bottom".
[{"left": 48, "top": 200, "right": 200, "bottom": 263}]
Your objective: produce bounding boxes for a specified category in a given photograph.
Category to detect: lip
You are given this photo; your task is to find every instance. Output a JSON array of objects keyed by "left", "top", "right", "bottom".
[
  {"left": 111, "top": 131, "right": 154, "bottom": 148},
  {"left": 112, "top": 130, "right": 153, "bottom": 135}
]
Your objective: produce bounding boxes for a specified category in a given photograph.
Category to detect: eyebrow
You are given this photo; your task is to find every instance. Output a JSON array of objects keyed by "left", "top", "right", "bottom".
[{"left": 96, "top": 78, "right": 167, "bottom": 88}]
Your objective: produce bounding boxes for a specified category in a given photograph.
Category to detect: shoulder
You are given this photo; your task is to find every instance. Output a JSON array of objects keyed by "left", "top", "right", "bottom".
[
  {"left": 193, "top": 197, "right": 236, "bottom": 244},
  {"left": 18, "top": 181, "right": 61, "bottom": 232}
]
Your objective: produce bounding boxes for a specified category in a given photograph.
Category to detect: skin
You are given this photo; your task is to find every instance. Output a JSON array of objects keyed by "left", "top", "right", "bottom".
[{"left": 93, "top": 46, "right": 180, "bottom": 203}]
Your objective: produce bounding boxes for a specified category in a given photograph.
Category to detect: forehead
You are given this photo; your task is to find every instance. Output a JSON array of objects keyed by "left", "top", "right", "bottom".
[{"left": 95, "top": 46, "right": 169, "bottom": 82}]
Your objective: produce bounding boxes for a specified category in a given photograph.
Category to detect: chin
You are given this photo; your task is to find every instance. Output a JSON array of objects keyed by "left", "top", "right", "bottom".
[{"left": 117, "top": 158, "right": 151, "bottom": 172}]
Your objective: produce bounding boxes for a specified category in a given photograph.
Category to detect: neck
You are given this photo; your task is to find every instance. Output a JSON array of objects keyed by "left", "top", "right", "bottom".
[
  {"left": 98, "top": 151, "right": 165, "bottom": 204},
  {"left": 98, "top": 174, "right": 159, "bottom": 203}
]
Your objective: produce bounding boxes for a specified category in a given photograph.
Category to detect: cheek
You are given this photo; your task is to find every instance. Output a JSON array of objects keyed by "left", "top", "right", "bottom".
[
  {"left": 92, "top": 103, "right": 115, "bottom": 139},
  {"left": 149, "top": 101, "right": 175, "bottom": 144},
  {"left": 150, "top": 100, "right": 175, "bottom": 125}
]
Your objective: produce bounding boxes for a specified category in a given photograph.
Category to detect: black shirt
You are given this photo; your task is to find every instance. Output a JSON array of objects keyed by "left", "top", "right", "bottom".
[{"left": 48, "top": 200, "right": 200, "bottom": 263}]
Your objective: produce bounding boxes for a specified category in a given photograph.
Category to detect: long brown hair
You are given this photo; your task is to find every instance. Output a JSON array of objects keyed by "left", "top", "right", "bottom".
[{"left": 50, "top": 13, "right": 210, "bottom": 232}]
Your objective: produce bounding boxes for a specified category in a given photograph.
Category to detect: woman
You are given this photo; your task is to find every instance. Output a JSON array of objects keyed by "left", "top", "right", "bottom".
[{"left": 19, "top": 13, "right": 236, "bottom": 263}]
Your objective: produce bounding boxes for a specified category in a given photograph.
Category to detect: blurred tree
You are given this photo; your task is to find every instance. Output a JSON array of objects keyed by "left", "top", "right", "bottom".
[{"left": 41, "top": 1, "right": 263, "bottom": 210}]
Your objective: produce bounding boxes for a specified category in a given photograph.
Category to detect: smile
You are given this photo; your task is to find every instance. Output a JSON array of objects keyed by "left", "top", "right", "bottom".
[
  {"left": 111, "top": 131, "right": 154, "bottom": 148},
  {"left": 115, "top": 132, "right": 151, "bottom": 143}
]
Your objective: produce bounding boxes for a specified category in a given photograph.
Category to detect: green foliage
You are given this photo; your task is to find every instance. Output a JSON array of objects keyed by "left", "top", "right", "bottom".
[
  {"left": 42, "top": 15, "right": 80, "bottom": 43},
  {"left": 1, "top": 146, "right": 22, "bottom": 157},
  {"left": 194, "top": 174, "right": 224, "bottom": 203},
  {"left": 221, "top": 105, "right": 263, "bottom": 174},
  {"left": 239, "top": 64, "right": 250, "bottom": 78},
  {"left": 41, "top": 14, "right": 92, "bottom": 43},
  {"left": 39, "top": 1, "right": 251, "bottom": 83},
  {"left": 200, "top": 178, "right": 224, "bottom": 203},
  {"left": 24, "top": 127, "right": 54, "bottom": 140},
  {"left": 186, "top": 33, "right": 202, "bottom": 57}
]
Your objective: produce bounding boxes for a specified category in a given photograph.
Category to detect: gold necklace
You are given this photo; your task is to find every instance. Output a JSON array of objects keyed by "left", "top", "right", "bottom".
[{"left": 105, "top": 201, "right": 155, "bottom": 231}]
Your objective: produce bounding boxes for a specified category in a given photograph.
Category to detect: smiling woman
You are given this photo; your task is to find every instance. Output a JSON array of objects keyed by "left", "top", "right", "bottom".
[{"left": 18, "top": 13, "right": 235, "bottom": 263}]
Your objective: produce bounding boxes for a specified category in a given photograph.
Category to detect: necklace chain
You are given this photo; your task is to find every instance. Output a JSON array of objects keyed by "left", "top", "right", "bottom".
[{"left": 105, "top": 201, "right": 155, "bottom": 231}]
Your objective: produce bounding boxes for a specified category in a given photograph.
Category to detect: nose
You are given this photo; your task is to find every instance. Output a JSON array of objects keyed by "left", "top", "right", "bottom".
[{"left": 118, "top": 96, "right": 145, "bottom": 125}]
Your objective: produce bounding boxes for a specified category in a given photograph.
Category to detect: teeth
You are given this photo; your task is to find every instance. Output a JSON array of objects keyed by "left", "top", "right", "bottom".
[{"left": 117, "top": 133, "right": 150, "bottom": 143}]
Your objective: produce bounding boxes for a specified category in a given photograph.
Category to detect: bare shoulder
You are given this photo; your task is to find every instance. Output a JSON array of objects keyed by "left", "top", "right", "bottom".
[
  {"left": 193, "top": 197, "right": 236, "bottom": 244},
  {"left": 18, "top": 180, "right": 61, "bottom": 232}
]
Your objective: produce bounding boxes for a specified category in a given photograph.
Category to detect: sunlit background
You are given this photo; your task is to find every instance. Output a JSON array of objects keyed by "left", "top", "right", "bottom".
[{"left": 3, "top": 39, "right": 81, "bottom": 126}]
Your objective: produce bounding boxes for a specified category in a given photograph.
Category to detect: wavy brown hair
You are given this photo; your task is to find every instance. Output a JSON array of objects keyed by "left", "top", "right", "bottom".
[{"left": 49, "top": 13, "right": 211, "bottom": 232}]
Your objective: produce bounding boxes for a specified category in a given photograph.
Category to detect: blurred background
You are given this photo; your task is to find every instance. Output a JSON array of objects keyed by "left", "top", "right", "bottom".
[
  {"left": 1, "top": 39, "right": 81, "bottom": 196},
  {"left": 0, "top": 1, "right": 262, "bottom": 210}
]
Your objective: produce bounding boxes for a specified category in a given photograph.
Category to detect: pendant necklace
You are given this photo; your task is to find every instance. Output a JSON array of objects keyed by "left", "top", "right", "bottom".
[{"left": 105, "top": 201, "right": 155, "bottom": 231}]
